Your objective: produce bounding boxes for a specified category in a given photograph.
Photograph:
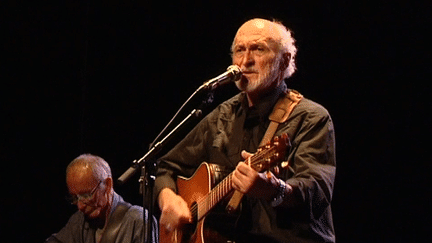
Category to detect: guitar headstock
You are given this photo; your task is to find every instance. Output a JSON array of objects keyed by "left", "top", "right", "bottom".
[{"left": 250, "top": 133, "right": 291, "bottom": 172}]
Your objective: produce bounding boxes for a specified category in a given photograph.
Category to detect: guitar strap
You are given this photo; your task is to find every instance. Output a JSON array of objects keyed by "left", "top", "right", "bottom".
[
  {"left": 99, "top": 202, "right": 132, "bottom": 243},
  {"left": 226, "top": 89, "right": 303, "bottom": 212}
]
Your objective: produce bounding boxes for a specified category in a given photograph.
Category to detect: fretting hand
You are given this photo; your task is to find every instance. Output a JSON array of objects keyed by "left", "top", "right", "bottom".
[{"left": 231, "top": 150, "right": 281, "bottom": 201}]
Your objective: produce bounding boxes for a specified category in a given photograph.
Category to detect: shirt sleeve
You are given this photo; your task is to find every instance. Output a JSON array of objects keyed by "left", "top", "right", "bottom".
[
  {"left": 116, "top": 206, "right": 159, "bottom": 243},
  {"left": 154, "top": 111, "right": 214, "bottom": 198},
  {"left": 153, "top": 94, "right": 241, "bottom": 207},
  {"left": 44, "top": 211, "right": 85, "bottom": 243},
  {"left": 283, "top": 100, "right": 336, "bottom": 218}
]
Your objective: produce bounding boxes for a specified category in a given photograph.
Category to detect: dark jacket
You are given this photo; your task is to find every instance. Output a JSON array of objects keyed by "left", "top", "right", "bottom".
[{"left": 155, "top": 87, "right": 336, "bottom": 243}]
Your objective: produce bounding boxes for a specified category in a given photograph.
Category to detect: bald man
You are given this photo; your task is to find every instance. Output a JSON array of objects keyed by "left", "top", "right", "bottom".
[
  {"left": 45, "top": 154, "right": 158, "bottom": 243},
  {"left": 155, "top": 18, "right": 336, "bottom": 242}
]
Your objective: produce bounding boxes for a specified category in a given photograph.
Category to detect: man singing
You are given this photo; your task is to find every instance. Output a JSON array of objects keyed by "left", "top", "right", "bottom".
[{"left": 155, "top": 18, "right": 336, "bottom": 242}]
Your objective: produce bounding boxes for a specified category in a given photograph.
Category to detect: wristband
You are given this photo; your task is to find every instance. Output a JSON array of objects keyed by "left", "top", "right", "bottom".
[{"left": 271, "top": 179, "right": 288, "bottom": 207}]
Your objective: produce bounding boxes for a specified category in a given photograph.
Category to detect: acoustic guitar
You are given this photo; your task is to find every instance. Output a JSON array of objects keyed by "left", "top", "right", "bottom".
[{"left": 160, "top": 133, "right": 290, "bottom": 243}]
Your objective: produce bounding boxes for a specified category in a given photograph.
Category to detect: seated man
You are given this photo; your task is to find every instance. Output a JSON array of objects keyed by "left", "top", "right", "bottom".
[{"left": 45, "top": 154, "right": 158, "bottom": 243}]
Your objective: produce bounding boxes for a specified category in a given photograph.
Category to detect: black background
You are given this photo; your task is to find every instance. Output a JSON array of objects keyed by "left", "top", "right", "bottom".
[{"left": 2, "top": 1, "right": 431, "bottom": 242}]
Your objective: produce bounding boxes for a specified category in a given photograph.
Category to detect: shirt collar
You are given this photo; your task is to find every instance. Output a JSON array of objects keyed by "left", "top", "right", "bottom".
[
  {"left": 241, "top": 82, "right": 288, "bottom": 120},
  {"left": 108, "top": 192, "right": 123, "bottom": 218}
]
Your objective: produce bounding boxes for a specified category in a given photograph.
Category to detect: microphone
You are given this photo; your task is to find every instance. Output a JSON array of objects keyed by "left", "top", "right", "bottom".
[{"left": 200, "top": 65, "right": 242, "bottom": 90}]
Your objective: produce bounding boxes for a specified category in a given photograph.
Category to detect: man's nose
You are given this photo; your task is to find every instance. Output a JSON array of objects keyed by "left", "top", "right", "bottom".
[
  {"left": 241, "top": 50, "right": 255, "bottom": 68},
  {"left": 77, "top": 201, "right": 87, "bottom": 212}
]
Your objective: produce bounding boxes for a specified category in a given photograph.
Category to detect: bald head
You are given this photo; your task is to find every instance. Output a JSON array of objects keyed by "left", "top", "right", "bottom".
[
  {"left": 66, "top": 154, "right": 112, "bottom": 183},
  {"left": 232, "top": 18, "right": 297, "bottom": 79},
  {"left": 66, "top": 154, "right": 114, "bottom": 219},
  {"left": 234, "top": 19, "right": 281, "bottom": 43}
]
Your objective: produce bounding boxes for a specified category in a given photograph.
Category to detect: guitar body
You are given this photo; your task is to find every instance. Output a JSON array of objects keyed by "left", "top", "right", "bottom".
[
  {"left": 159, "top": 133, "right": 290, "bottom": 243},
  {"left": 160, "top": 162, "right": 234, "bottom": 243}
]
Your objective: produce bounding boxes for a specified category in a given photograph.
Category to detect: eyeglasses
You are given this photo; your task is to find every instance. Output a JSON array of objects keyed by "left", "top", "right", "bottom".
[{"left": 67, "top": 180, "right": 102, "bottom": 205}]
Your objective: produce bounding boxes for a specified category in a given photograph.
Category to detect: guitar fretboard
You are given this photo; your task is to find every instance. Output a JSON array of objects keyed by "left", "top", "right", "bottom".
[
  {"left": 190, "top": 144, "right": 282, "bottom": 221},
  {"left": 195, "top": 173, "right": 233, "bottom": 220}
]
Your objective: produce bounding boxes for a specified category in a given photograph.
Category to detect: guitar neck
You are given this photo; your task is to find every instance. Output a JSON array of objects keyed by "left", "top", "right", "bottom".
[
  {"left": 191, "top": 133, "right": 288, "bottom": 221},
  {"left": 193, "top": 172, "right": 234, "bottom": 221},
  {"left": 192, "top": 152, "right": 265, "bottom": 220}
]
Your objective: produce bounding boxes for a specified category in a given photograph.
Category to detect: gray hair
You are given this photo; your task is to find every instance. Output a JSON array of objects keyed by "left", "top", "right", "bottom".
[
  {"left": 272, "top": 20, "right": 297, "bottom": 79},
  {"left": 66, "top": 154, "right": 112, "bottom": 181}
]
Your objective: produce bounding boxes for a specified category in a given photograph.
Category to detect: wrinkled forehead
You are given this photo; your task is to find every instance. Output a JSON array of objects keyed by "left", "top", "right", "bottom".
[
  {"left": 233, "top": 19, "right": 281, "bottom": 46},
  {"left": 67, "top": 166, "right": 98, "bottom": 193}
]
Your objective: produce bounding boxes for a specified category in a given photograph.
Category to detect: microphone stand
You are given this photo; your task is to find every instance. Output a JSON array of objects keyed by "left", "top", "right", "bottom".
[{"left": 117, "top": 83, "right": 216, "bottom": 243}]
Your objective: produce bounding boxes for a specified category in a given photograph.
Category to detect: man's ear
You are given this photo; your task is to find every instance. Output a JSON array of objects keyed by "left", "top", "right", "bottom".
[
  {"left": 104, "top": 177, "right": 113, "bottom": 191},
  {"left": 280, "top": 52, "right": 291, "bottom": 71}
]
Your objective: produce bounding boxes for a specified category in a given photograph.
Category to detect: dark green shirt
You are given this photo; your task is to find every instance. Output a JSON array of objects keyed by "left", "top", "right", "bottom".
[{"left": 155, "top": 84, "right": 336, "bottom": 243}]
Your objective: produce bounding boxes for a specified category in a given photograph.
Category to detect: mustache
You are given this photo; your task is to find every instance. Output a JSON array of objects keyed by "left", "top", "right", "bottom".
[{"left": 241, "top": 68, "right": 258, "bottom": 73}]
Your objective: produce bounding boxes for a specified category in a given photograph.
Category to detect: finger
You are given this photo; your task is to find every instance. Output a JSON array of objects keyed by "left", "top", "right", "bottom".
[
  {"left": 271, "top": 166, "right": 280, "bottom": 176},
  {"left": 178, "top": 197, "right": 192, "bottom": 221},
  {"left": 237, "top": 163, "right": 259, "bottom": 180},
  {"left": 180, "top": 213, "right": 193, "bottom": 224},
  {"left": 160, "top": 220, "right": 174, "bottom": 233},
  {"left": 232, "top": 170, "right": 248, "bottom": 193},
  {"left": 236, "top": 162, "right": 247, "bottom": 172},
  {"left": 241, "top": 150, "right": 253, "bottom": 160},
  {"left": 159, "top": 214, "right": 173, "bottom": 232},
  {"left": 265, "top": 171, "right": 272, "bottom": 179},
  {"left": 231, "top": 178, "right": 241, "bottom": 191},
  {"left": 232, "top": 178, "right": 246, "bottom": 193},
  {"left": 233, "top": 167, "right": 247, "bottom": 184},
  {"left": 160, "top": 196, "right": 191, "bottom": 229},
  {"left": 165, "top": 223, "right": 173, "bottom": 232}
]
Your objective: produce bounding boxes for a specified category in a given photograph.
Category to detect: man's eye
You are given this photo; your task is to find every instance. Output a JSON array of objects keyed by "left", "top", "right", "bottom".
[
  {"left": 257, "top": 46, "right": 266, "bottom": 52},
  {"left": 233, "top": 49, "right": 245, "bottom": 56}
]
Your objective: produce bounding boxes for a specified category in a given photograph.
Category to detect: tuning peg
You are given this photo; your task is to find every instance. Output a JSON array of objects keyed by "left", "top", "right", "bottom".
[
  {"left": 281, "top": 161, "right": 289, "bottom": 169},
  {"left": 273, "top": 166, "right": 280, "bottom": 175}
]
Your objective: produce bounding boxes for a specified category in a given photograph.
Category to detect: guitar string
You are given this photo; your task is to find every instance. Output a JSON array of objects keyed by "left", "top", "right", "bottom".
[
  {"left": 189, "top": 146, "right": 279, "bottom": 217},
  {"left": 188, "top": 145, "right": 281, "bottom": 219}
]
